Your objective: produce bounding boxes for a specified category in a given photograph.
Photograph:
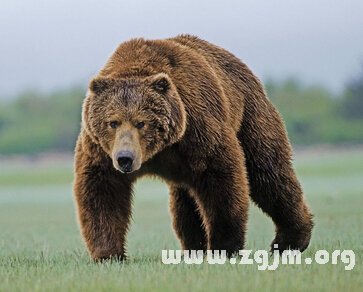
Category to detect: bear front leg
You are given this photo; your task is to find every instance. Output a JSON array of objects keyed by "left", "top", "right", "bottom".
[
  {"left": 73, "top": 137, "right": 133, "bottom": 261},
  {"left": 193, "top": 136, "right": 250, "bottom": 256},
  {"left": 169, "top": 184, "right": 207, "bottom": 251}
]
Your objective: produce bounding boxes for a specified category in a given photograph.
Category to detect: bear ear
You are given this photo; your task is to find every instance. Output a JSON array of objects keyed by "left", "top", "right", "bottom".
[
  {"left": 150, "top": 74, "right": 170, "bottom": 94},
  {"left": 89, "top": 77, "right": 114, "bottom": 95}
]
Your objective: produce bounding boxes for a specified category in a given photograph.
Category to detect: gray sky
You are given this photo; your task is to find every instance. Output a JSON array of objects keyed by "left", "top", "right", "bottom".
[{"left": 1, "top": 0, "right": 363, "bottom": 99}]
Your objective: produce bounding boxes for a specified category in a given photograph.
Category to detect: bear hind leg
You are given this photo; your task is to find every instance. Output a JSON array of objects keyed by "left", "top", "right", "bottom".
[
  {"left": 238, "top": 98, "right": 313, "bottom": 253},
  {"left": 169, "top": 185, "right": 207, "bottom": 251}
]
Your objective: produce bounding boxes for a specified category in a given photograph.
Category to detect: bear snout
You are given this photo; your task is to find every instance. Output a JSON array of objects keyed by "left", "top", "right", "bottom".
[{"left": 116, "top": 151, "right": 135, "bottom": 173}]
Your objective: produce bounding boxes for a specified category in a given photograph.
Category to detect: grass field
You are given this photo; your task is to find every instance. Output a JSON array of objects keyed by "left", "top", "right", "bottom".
[{"left": 0, "top": 148, "right": 362, "bottom": 291}]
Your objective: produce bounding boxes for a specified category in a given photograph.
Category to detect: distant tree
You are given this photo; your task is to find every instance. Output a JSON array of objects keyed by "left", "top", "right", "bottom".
[
  {"left": 341, "top": 64, "right": 363, "bottom": 119},
  {"left": 266, "top": 78, "right": 335, "bottom": 144},
  {"left": 0, "top": 87, "right": 84, "bottom": 154}
]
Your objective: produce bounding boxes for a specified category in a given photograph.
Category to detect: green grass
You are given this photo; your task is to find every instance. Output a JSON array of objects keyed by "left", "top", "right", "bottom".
[{"left": 0, "top": 149, "right": 362, "bottom": 291}]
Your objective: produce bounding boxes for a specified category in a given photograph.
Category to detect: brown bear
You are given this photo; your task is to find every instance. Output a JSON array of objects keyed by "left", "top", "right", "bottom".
[{"left": 73, "top": 34, "right": 313, "bottom": 261}]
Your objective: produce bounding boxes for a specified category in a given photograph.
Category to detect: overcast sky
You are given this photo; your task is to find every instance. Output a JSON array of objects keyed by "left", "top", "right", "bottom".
[{"left": 1, "top": 0, "right": 362, "bottom": 99}]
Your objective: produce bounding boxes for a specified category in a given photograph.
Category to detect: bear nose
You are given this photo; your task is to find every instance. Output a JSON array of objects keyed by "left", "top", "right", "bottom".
[{"left": 116, "top": 151, "right": 134, "bottom": 173}]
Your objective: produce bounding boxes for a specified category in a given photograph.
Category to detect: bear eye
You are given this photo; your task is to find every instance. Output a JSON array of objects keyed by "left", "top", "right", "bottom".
[
  {"left": 135, "top": 122, "right": 145, "bottom": 129},
  {"left": 109, "top": 121, "right": 119, "bottom": 129}
]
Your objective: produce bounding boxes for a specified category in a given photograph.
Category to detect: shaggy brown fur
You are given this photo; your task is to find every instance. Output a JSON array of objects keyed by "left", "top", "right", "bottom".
[{"left": 73, "top": 34, "right": 313, "bottom": 261}]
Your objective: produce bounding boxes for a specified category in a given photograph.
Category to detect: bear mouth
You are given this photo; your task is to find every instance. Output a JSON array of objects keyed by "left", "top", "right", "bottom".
[{"left": 119, "top": 165, "right": 132, "bottom": 173}]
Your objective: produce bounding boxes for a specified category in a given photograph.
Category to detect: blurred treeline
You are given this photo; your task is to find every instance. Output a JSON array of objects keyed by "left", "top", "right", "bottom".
[
  {"left": 0, "top": 87, "right": 84, "bottom": 154},
  {"left": 0, "top": 69, "right": 362, "bottom": 154}
]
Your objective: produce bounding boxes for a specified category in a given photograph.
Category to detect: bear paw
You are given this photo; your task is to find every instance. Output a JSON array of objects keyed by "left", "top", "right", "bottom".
[{"left": 270, "top": 226, "right": 312, "bottom": 253}]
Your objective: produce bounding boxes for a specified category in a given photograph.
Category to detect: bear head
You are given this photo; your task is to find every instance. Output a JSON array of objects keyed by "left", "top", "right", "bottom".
[{"left": 82, "top": 73, "right": 186, "bottom": 173}]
